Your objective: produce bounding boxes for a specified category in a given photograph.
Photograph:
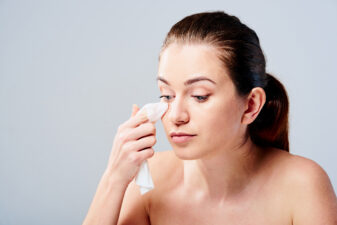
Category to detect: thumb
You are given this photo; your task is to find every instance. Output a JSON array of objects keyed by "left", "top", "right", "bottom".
[{"left": 131, "top": 104, "right": 140, "bottom": 117}]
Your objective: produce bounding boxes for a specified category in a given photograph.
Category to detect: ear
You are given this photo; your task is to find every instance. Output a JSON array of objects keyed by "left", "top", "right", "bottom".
[{"left": 241, "top": 87, "right": 266, "bottom": 125}]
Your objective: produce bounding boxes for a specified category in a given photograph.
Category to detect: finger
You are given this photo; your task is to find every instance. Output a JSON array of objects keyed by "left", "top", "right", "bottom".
[
  {"left": 124, "top": 135, "right": 156, "bottom": 152},
  {"left": 124, "top": 110, "right": 148, "bottom": 128},
  {"left": 126, "top": 148, "right": 155, "bottom": 166},
  {"left": 127, "top": 122, "right": 156, "bottom": 141},
  {"left": 131, "top": 104, "right": 140, "bottom": 117},
  {"left": 137, "top": 148, "right": 155, "bottom": 161},
  {"left": 135, "top": 135, "right": 156, "bottom": 151}
]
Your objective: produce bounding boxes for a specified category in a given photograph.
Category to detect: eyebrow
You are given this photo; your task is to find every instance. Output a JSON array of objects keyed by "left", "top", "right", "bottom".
[{"left": 156, "top": 75, "right": 216, "bottom": 86}]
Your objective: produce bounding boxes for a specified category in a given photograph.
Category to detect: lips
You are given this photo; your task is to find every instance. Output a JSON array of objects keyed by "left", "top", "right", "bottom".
[
  {"left": 170, "top": 132, "right": 196, "bottom": 137},
  {"left": 170, "top": 132, "right": 196, "bottom": 143}
]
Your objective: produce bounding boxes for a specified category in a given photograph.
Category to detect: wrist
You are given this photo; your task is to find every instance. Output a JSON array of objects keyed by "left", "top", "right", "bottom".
[{"left": 102, "top": 169, "right": 130, "bottom": 190}]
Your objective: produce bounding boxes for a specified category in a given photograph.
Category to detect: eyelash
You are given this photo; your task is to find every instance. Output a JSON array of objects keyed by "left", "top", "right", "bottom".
[{"left": 159, "top": 95, "right": 210, "bottom": 102}]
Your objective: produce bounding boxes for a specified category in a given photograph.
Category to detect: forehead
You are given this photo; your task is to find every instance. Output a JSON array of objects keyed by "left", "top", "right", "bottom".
[{"left": 158, "top": 43, "right": 230, "bottom": 85}]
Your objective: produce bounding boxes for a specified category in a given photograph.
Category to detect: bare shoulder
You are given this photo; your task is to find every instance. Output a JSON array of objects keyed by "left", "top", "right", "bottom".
[
  {"left": 280, "top": 152, "right": 335, "bottom": 191},
  {"left": 265, "top": 148, "right": 333, "bottom": 183},
  {"left": 271, "top": 150, "right": 337, "bottom": 224},
  {"left": 270, "top": 149, "right": 335, "bottom": 195}
]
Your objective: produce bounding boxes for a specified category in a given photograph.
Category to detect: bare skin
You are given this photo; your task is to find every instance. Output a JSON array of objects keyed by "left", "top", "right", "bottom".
[
  {"left": 84, "top": 43, "right": 337, "bottom": 225},
  {"left": 118, "top": 148, "right": 337, "bottom": 225},
  {"left": 147, "top": 148, "right": 292, "bottom": 225},
  {"left": 116, "top": 43, "right": 337, "bottom": 224}
]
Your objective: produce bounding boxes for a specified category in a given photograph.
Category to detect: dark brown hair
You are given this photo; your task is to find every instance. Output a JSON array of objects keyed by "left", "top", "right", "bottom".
[{"left": 159, "top": 11, "right": 289, "bottom": 152}]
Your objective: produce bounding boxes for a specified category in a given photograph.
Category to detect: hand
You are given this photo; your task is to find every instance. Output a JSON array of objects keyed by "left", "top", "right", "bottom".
[{"left": 106, "top": 104, "right": 156, "bottom": 186}]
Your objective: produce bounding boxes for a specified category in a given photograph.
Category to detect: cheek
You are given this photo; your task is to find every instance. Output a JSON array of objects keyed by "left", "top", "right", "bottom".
[{"left": 202, "top": 100, "right": 242, "bottom": 139}]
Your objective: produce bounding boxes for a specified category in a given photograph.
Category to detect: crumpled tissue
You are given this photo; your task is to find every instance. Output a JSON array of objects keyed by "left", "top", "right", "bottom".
[{"left": 134, "top": 102, "right": 168, "bottom": 195}]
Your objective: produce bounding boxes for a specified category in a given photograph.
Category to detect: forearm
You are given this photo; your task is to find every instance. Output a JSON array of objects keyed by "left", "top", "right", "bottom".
[{"left": 82, "top": 170, "right": 129, "bottom": 225}]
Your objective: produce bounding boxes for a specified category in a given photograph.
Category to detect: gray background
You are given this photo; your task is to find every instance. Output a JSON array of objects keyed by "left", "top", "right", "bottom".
[{"left": 1, "top": 0, "right": 336, "bottom": 224}]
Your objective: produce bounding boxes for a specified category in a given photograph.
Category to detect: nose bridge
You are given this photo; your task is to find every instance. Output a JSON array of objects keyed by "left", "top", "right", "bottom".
[{"left": 168, "top": 95, "right": 189, "bottom": 124}]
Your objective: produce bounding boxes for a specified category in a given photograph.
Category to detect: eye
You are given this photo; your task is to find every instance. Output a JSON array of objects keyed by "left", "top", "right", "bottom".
[
  {"left": 159, "top": 95, "right": 174, "bottom": 101},
  {"left": 192, "top": 95, "right": 210, "bottom": 102},
  {"left": 159, "top": 94, "right": 210, "bottom": 102}
]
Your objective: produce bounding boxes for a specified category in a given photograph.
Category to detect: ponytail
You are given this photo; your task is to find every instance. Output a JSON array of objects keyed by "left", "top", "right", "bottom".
[{"left": 248, "top": 73, "right": 290, "bottom": 152}]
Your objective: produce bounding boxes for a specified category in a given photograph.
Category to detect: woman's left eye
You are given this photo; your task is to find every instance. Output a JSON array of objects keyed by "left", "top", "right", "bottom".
[
  {"left": 159, "top": 94, "right": 210, "bottom": 102},
  {"left": 192, "top": 95, "right": 209, "bottom": 102}
]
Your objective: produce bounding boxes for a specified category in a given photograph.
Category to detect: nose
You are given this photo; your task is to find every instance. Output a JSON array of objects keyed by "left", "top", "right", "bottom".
[{"left": 167, "top": 96, "right": 189, "bottom": 126}]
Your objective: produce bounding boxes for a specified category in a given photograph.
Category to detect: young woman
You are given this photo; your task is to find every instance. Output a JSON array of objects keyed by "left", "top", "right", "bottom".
[{"left": 83, "top": 11, "right": 337, "bottom": 225}]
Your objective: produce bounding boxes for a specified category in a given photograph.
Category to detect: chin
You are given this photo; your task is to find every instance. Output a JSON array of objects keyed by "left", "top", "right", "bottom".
[{"left": 171, "top": 147, "right": 206, "bottom": 160}]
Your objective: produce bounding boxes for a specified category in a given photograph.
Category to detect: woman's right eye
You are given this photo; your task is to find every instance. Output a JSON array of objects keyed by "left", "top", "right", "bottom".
[{"left": 159, "top": 95, "right": 173, "bottom": 101}]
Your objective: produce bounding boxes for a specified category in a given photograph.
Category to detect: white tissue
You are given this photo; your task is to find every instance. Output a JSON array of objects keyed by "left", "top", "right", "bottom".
[{"left": 134, "top": 102, "right": 168, "bottom": 195}]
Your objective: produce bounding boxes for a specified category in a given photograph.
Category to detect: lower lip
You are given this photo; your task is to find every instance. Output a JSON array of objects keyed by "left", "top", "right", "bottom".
[{"left": 171, "top": 135, "right": 195, "bottom": 143}]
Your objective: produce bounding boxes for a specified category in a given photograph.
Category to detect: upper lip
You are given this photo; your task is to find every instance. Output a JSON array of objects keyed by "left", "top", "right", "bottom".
[{"left": 170, "top": 132, "right": 196, "bottom": 137}]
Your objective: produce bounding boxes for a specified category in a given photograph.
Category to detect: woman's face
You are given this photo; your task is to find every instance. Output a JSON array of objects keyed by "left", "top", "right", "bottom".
[{"left": 157, "top": 43, "right": 248, "bottom": 160}]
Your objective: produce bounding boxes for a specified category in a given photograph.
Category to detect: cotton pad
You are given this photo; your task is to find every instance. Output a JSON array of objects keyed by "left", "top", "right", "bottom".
[
  {"left": 136, "top": 102, "right": 168, "bottom": 123},
  {"left": 134, "top": 102, "right": 168, "bottom": 194}
]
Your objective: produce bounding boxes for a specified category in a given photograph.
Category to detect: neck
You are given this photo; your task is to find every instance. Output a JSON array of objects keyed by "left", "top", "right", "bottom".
[{"left": 181, "top": 135, "right": 266, "bottom": 202}]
